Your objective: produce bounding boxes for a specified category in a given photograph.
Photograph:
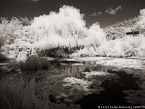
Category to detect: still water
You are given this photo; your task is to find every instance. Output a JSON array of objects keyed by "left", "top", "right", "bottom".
[
  {"left": 1, "top": 58, "right": 145, "bottom": 109},
  {"left": 48, "top": 59, "right": 145, "bottom": 108}
]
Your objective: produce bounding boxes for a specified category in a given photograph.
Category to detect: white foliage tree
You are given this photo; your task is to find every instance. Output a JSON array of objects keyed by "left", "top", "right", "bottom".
[
  {"left": 0, "top": 5, "right": 107, "bottom": 60},
  {"left": 0, "top": 17, "right": 23, "bottom": 46},
  {"left": 134, "top": 9, "right": 145, "bottom": 33},
  {"left": 31, "top": 5, "right": 87, "bottom": 50},
  {"left": 85, "top": 23, "right": 106, "bottom": 47}
]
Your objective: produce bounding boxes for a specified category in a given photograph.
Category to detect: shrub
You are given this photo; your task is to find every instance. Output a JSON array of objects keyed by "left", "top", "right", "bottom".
[
  {"left": 0, "top": 17, "right": 23, "bottom": 45},
  {"left": 0, "top": 77, "right": 80, "bottom": 109},
  {"left": 84, "top": 23, "right": 106, "bottom": 47},
  {"left": 104, "top": 17, "right": 138, "bottom": 40},
  {"left": 133, "top": 9, "right": 145, "bottom": 33},
  {"left": 31, "top": 6, "right": 106, "bottom": 56},
  {"left": 31, "top": 6, "right": 86, "bottom": 50},
  {"left": 0, "top": 36, "right": 5, "bottom": 48},
  {"left": 74, "top": 35, "right": 145, "bottom": 58},
  {"left": 0, "top": 53, "right": 8, "bottom": 62},
  {"left": 19, "top": 56, "right": 49, "bottom": 71},
  {"left": 0, "top": 6, "right": 106, "bottom": 60}
]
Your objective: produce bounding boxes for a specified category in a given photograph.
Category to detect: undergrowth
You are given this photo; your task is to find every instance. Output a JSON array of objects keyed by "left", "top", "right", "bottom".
[
  {"left": 0, "top": 53, "right": 8, "bottom": 62},
  {"left": 19, "top": 56, "right": 49, "bottom": 71},
  {"left": 0, "top": 77, "right": 80, "bottom": 109}
]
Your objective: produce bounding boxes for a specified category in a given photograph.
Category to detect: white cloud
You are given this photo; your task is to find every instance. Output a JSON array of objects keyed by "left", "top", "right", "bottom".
[
  {"left": 105, "top": 6, "right": 122, "bottom": 15},
  {"left": 90, "top": 11, "right": 102, "bottom": 17}
]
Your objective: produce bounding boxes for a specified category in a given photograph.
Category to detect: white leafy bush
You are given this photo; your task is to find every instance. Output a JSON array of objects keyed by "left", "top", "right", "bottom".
[
  {"left": 31, "top": 5, "right": 87, "bottom": 50},
  {"left": 0, "top": 18, "right": 35, "bottom": 61},
  {"left": 84, "top": 23, "right": 106, "bottom": 47},
  {"left": 133, "top": 9, "right": 145, "bottom": 34},
  {"left": 1, "top": 6, "right": 145, "bottom": 60},
  {"left": 0, "top": 5, "right": 107, "bottom": 60},
  {"left": 97, "top": 39, "right": 124, "bottom": 57},
  {"left": 74, "top": 34, "right": 145, "bottom": 57},
  {"left": 0, "top": 18, "right": 22, "bottom": 48}
]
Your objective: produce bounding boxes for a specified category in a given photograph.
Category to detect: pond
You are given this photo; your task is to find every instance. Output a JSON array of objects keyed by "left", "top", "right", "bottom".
[
  {"left": 0, "top": 57, "right": 145, "bottom": 109},
  {"left": 42, "top": 58, "right": 145, "bottom": 108}
]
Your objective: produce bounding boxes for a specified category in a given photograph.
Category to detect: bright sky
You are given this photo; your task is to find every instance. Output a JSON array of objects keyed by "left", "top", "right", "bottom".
[{"left": 0, "top": 0, "right": 145, "bottom": 27}]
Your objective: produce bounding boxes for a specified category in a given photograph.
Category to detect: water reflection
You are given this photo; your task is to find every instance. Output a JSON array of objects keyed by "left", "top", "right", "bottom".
[
  {"left": 122, "top": 69, "right": 145, "bottom": 106},
  {"left": 44, "top": 60, "right": 145, "bottom": 107},
  {"left": 1, "top": 58, "right": 145, "bottom": 108}
]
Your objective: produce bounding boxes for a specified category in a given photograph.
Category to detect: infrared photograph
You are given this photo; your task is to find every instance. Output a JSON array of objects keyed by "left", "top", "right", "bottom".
[{"left": 0, "top": 0, "right": 145, "bottom": 109}]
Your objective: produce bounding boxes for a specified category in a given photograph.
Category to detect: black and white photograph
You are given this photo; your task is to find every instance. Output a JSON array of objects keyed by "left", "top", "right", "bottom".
[{"left": 0, "top": 0, "right": 145, "bottom": 109}]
